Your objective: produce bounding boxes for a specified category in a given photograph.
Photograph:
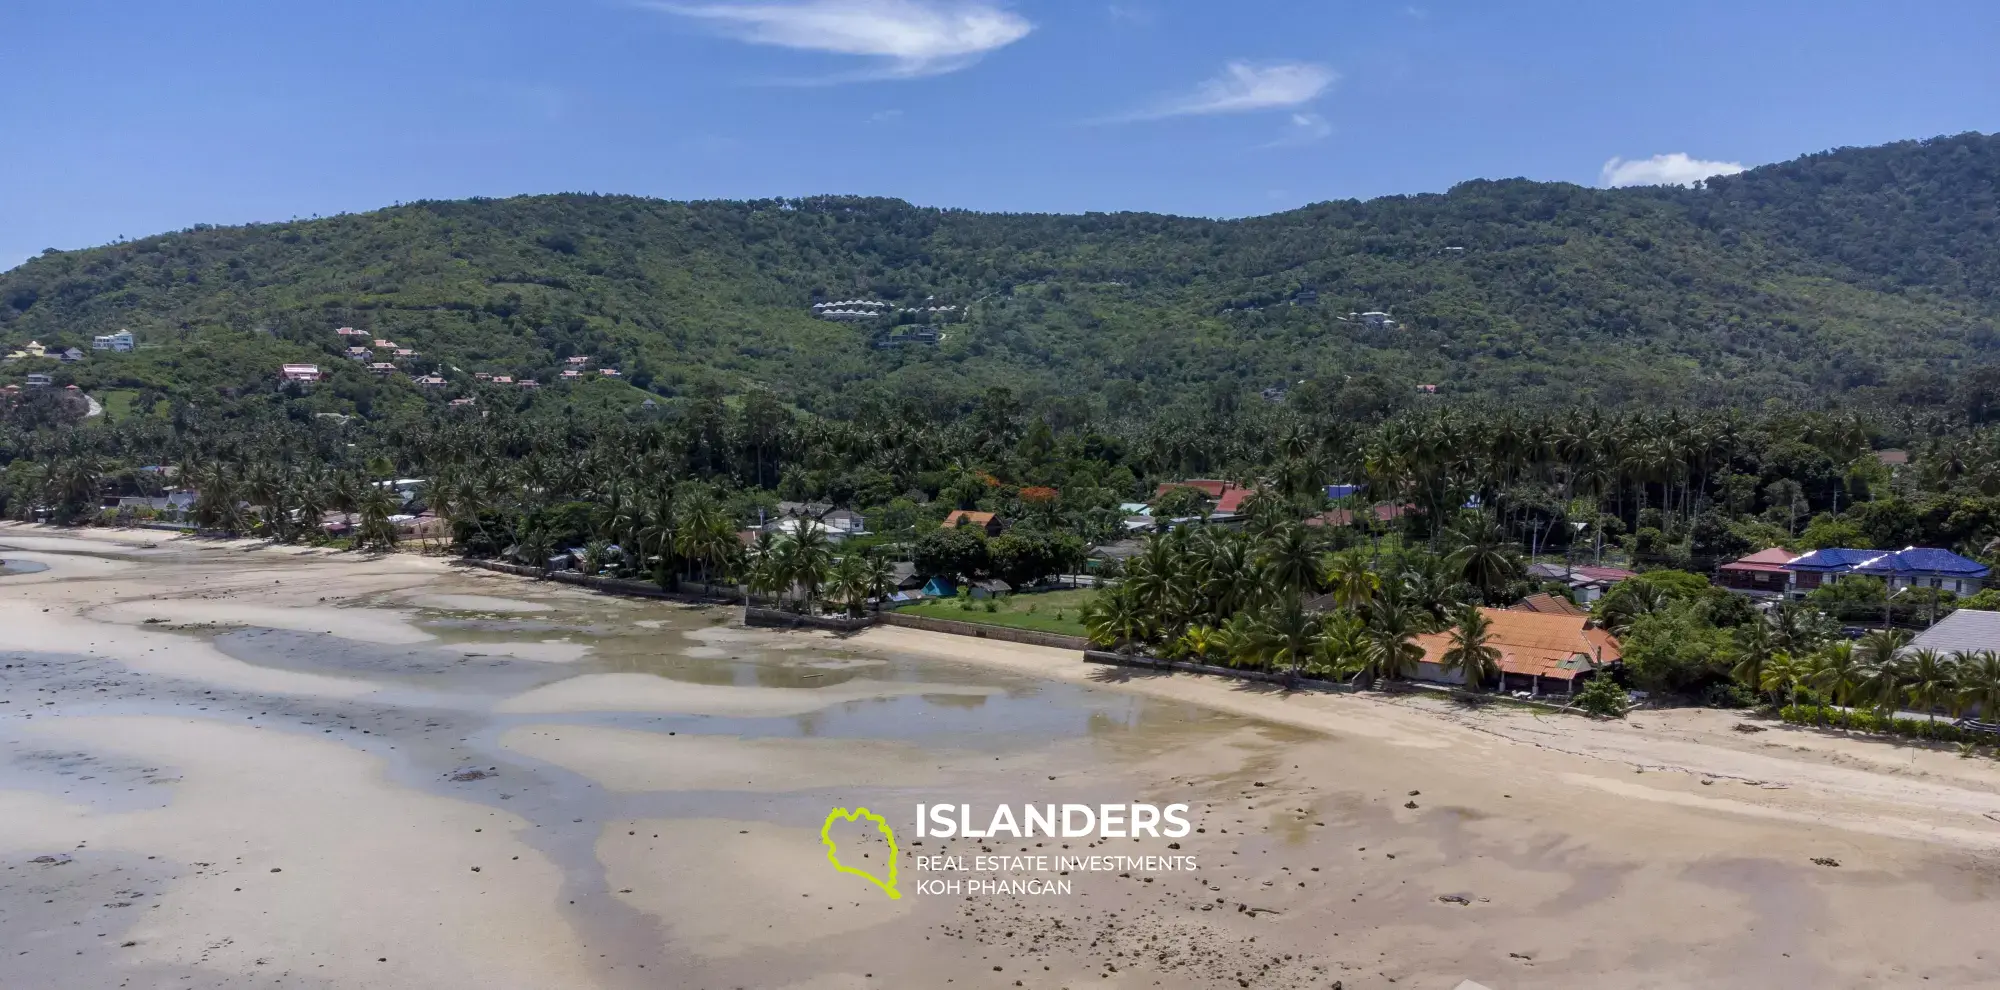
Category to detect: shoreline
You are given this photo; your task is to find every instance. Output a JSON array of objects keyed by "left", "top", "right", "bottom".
[{"left": 11, "top": 525, "right": 2000, "bottom": 988}]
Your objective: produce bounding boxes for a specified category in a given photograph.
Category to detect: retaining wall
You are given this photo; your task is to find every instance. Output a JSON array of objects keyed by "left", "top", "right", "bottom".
[
  {"left": 743, "top": 607, "right": 875, "bottom": 633},
  {"left": 1082, "top": 650, "right": 1354, "bottom": 689},
  {"left": 457, "top": 559, "right": 736, "bottom": 604},
  {"left": 878, "top": 612, "right": 1091, "bottom": 651}
]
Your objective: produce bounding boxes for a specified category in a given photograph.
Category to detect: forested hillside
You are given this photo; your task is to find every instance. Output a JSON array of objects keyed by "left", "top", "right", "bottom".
[{"left": 2, "top": 132, "right": 1995, "bottom": 424}]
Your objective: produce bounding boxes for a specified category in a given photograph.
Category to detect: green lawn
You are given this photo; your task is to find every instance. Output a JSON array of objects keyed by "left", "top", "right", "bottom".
[{"left": 897, "top": 587, "right": 1097, "bottom": 639}]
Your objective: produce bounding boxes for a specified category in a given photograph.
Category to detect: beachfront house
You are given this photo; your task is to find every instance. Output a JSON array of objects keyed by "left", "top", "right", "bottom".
[{"left": 1411, "top": 607, "right": 1621, "bottom": 696}]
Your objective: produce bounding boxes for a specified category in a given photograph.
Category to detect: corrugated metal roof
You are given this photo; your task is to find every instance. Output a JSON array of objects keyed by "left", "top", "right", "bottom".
[{"left": 1908, "top": 609, "right": 2000, "bottom": 655}]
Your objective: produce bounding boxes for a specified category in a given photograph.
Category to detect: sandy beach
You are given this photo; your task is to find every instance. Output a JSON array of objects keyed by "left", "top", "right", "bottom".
[{"left": 5, "top": 523, "right": 2000, "bottom": 989}]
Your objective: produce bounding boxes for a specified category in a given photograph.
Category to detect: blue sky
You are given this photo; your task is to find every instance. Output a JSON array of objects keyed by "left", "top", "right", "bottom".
[{"left": 3, "top": 0, "right": 1996, "bottom": 271}]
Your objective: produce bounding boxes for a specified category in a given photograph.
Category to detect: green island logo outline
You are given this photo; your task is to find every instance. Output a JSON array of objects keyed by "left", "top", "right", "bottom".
[{"left": 821, "top": 806, "right": 901, "bottom": 900}]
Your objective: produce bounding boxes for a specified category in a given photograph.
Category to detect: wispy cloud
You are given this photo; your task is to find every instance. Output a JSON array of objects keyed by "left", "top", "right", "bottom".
[
  {"left": 1600, "top": 153, "right": 1747, "bottom": 188},
  {"left": 1106, "top": 4, "right": 1155, "bottom": 26},
  {"left": 1260, "top": 111, "right": 1332, "bottom": 148},
  {"left": 650, "top": 0, "right": 1033, "bottom": 80},
  {"left": 1113, "top": 61, "right": 1337, "bottom": 122}
]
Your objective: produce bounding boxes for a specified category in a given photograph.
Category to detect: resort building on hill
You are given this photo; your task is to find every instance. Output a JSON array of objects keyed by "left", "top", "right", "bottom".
[
  {"left": 280, "top": 364, "right": 322, "bottom": 383},
  {"left": 92, "top": 330, "right": 135, "bottom": 352}
]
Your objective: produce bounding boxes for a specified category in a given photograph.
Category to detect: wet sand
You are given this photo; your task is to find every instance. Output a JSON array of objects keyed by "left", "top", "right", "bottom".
[{"left": 5, "top": 522, "right": 2000, "bottom": 988}]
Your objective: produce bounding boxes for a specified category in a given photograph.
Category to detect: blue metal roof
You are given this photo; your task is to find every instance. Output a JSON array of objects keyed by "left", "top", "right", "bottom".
[
  {"left": 1782, "top": 548, "right": 1881, "bottom": 572},
  {"left": 1856, "top": 547, "right": 1991, "bottom": 577},
  {"left": 1326, "top": 484, "right": 1365, "bottom": 500},
  {"left": 1784, "top": 546, "right": 1991, "bottom": 578}
]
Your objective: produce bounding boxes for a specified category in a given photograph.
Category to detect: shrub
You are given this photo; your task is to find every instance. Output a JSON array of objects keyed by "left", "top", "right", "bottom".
[
  {"left": 1572, "top": 676, "right": 1629, "bottom": 718},
  {"left": 1779, "top": 704, "right": 1983, "bottom": 743}
]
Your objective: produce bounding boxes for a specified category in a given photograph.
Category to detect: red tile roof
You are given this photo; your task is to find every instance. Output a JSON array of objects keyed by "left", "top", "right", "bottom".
[
  {"left": 1417, "top": 608, "right": 1620, "bottom": 681},
  {"left": 1511, "top": 593, "right": 1588, "bottom": 617},
  {"left": 1305, "top": 503, "right": 1411, "bottom": 528},
  {"left": 1155, "top": 479, "right": 1231, "bottom": 499},
  {"left": 943, "top": 510, "right": 996, "bottom": 528},
  {"left": 1215, "top": 487, "right": 1256, "bottom": 514},
  {"left": 1720, "top": 548, "right": 1797, "bottom": 574}
]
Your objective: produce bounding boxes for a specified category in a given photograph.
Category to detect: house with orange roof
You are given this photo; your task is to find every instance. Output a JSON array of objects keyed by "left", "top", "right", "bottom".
[
  {"left": 1510, "top": 592, "right": 1588, "bottom": 617},
  {"left": 1412, "top": 607, "right": 1619, "bottom": 696},
  {"left": 942, "top": 510, "right": 1003, "bottom": 537},
  {"left": 1153, "top": 479, "right": 1257, "bottom": 517}
]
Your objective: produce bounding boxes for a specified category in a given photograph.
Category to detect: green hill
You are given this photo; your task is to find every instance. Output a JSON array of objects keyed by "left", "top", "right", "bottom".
[{"left": 3, "top": 131, "right": 1995, "bottom": 422}]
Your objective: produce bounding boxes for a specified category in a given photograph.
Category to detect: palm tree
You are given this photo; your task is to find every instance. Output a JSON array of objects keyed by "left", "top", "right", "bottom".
[
  {"left": 1438, "top": 603, "right": 1502, "bottom": 692},
  {"left": 830, "top": 554, "right": 872, "bottom": 617},
  {"left": 1596, "top": 581, "right": 1668, "bottom": 635},
  {"left": 1322, "top": 548, "right": 1380, "bottom": 612},
  {"left": 1247, "top": 594, "right": 1321, "bottom": 682},
  {"left": 356, "top": 484, "right": 399, "bottom": 551},
  {"left": 1083, "top": 584, "right": 1152, "bottom": 653},
  {"left": 1758, "top": 651, "right": 1809, "bottom": 707},
  {"left": 1445, "top": 514, "right": 1521, "bottom": 603},
  {"left": 744, "top": 530, "right": 785, "bottom": 605},
  {"left": 1902, "top": 648, "right": 1961, "bottom": 727},
  {"left": 1954, "top": 650, "right": 2000, "bottom": 721},
  {"left": 518, "top": 527, "right": 557, "bottom": 578},
  {"left": 780, "top": 519, "right": 836, "bottom": 613},
  {"left": 1362, "top": 590, "right": 1432, "bottom": 685},
  {"left": 1809, "top": 641, "right": 1867, "bottom": 727},
  {"left": 1727, "top": 618, "right": 1780, "bottom": 700},
  {"left": 1258, "top": 525, "right": 1323, "bottom": 597},
  {"left": 863, "top": 553, "right": 897, "bottom": 614},
  {"left": 1311, "top": 611, "right": 1369, "bottom": 679}
]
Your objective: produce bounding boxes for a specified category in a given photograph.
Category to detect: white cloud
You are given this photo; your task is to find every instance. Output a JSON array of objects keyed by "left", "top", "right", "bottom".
[
  {"left": 1261, "top": 111, "right": 1331, "bottom": 148},
  {"left": 1106, "top": 4, "right": 1155, "bottom": 25},
  {"left": 653, "top": 0, "right": 1032, "bottom": 79},
  {"left": 1599, "top": 153, "right": 1747, "bottom": 188},
  {"left": 1118, "top": 61, "right": 1337, "bottom": 122}
]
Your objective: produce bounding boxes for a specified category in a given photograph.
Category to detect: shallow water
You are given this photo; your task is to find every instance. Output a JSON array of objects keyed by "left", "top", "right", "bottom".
[
  {"left": 0, "top": 545, "right": 1265, "bottom": 990},
  {"left": 0, "top": 558, "right": 51, "bottom": 576}
]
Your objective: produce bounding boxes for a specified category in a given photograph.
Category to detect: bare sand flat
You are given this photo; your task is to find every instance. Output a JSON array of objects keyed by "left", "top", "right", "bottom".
[
  {"left": 0, "top": 549, "right": 135, "bottom": 583},
  {"left": 0, "top": 598, "right": 378, "bottom": 698},
  {"left": 501, "top": 724, "right": 950, "bottom": 791},
  {"left": 597, "top": 818, "right": 913, "bottom": 958},
  {"left": 0, "top": 715, "right": 599, "bottom": 990},
  {"left": 495, "top": 671, "right": 1001, "bottom": 717},
  {"left": 92, "top": 599, "right": 435, "bottom": 645},
  {"left": 9, "top": 528, "right": 2000, "bottom": 989},
  {"left": 409, "top": 593, "right": 555, "bottom": 613}
]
